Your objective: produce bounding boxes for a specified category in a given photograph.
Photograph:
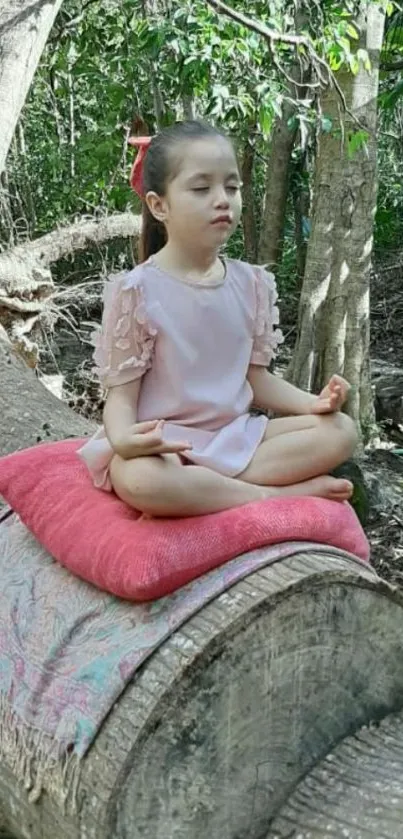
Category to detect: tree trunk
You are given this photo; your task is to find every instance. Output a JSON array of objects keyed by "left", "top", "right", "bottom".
[
  {"left": 182, "top": 94, "right": 195, "bottom": 120},
  {"left": 257, "top": 4, "right": 308, "bottom": 270},
  {"left": 257, "top": 100, "right": 298, "bottom": 269},
  {"left": 141, "top": 0, "right": 165, "bottom": 129},
  {"left": 291, "top": 150, "right": 311, "bottom": 285},
  {"left": 0, "top": 0, "right": 64, "bottom": 175},
  {"left": 2, "top": 534, "right": 402, "bottom": 839},
  {"left": 287, "top": 3, "right": 385, "bottom": 438},
  {"left": 241, "top": 135, "right": 257, "bottom": 262},
  {"left": 267, "top": 709, "right": 403, "bottom": 838}
]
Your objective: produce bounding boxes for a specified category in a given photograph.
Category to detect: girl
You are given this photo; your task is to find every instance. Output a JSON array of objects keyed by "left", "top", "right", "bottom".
[{"left": 78, "top": 120, "right": 357, "bottom": 517}]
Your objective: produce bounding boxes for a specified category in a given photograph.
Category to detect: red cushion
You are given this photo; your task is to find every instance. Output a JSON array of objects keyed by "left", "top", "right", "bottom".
[{"left": 0, "top": 439, "right": 370, "bottom": 601}]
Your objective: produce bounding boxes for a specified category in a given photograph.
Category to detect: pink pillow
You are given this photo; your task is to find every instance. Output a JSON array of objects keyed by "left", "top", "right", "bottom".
[{"left": 0, "top": 439, "right": 369, "bottom": 601}]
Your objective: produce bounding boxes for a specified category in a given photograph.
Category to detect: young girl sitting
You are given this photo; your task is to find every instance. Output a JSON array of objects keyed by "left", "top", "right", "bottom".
[{"left": 78, "top": 120, "right": 357, "bottom": 517}]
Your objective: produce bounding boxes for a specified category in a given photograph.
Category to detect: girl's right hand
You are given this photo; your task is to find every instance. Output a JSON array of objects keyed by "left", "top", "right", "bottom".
[{"left": 112, "top": 420, "right": 193, "bottom": 460}]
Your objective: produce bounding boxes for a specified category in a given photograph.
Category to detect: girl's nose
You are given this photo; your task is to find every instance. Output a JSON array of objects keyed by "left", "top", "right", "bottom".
[{"left": 213, "top": 187, "right": 230, "bottom": 207}]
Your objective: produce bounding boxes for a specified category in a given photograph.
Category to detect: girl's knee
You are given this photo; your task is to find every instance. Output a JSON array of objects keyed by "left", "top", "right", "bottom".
[
  {"left": 323, "top": 412, "right": 358, "bottom": 457},
  {"left": 110, "top": 455, "right": 157, "bottom": 506},
  {"left": 110, "top": 453, "right": 181, "bottom": 509}
]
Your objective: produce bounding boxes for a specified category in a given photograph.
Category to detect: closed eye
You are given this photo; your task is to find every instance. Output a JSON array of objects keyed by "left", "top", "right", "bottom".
[{"left": 191, "top": 183, "right": 241, "bottom": 195}]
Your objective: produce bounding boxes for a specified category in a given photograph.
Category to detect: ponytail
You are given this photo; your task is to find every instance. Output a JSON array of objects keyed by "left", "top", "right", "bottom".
[{"left": 139, "top": 203, "right": 167, "bottom": 262}]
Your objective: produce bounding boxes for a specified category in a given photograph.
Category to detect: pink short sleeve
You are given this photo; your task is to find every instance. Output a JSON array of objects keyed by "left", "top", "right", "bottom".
[
  {"left": 91, "top": 273, "right": 157, "bottom": 388},
  {"left": 251, "top": 267, "right": 284, "bottom": 366}
]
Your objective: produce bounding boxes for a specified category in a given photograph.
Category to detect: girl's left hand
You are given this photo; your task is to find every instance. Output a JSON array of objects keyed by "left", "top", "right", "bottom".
[{"left": 311, "top": 374, "right": 351, "bottom": 414}]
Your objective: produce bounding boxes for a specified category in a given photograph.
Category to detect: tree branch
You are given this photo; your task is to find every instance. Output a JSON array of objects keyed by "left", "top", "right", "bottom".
[
  {"left": 204, "top": 0, "right": 336, "bottom": 92},
  {"left": 205, "top": 0, "right": 309, "bottom": 48},
  {"left": 0, "top": 212, "right": 142, "bottom": 299},
  {"left": 381, "top": 57, "right": 403, "bottom": 71},
  {"left": 28, "top": 211, "right": 142, "bottom": 266},
  {"left": 0, "top": 212, "right": 142, "bottom": 364},
  {"left": 205, "top": 0, "right": 368, "bottom": 130}
]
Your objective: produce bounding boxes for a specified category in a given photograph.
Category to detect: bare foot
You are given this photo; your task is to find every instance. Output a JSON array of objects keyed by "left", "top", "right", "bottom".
[{"left": 265, "top": 475, "right": 353, "bottom": 502}]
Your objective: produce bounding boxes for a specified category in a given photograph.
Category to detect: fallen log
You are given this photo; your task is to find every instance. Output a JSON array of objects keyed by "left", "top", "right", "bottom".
[
  {"left": 0, "top": 334, "right": 93, "bottom": 455},
  {"left": 0, "top": 212, "right": 141, "bottom": 364},
  {"left": 267, "top": 708, "right": 403, "bottom": 838},
  {"left": 0, "top": 543, "right": 403, "bottom": 839}
]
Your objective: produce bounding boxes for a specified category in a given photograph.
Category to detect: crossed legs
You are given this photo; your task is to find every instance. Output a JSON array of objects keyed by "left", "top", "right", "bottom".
[{"left": 109, "top": 412, "right": 357, "bottom": 517}]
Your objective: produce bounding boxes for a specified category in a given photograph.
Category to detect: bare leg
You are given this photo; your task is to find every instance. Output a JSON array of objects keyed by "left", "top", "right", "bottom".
[
  {"left": 239, "top": 412, "right": 357, "bottom": 487},
  {"left": 109, "top": 451, "right": 354, "bottom": 518},
  {"left": 110, "top": 453, "right": 267, "bottom": 517}
]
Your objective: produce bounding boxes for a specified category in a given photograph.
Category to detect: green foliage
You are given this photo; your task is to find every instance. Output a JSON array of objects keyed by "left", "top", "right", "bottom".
[
  {"left": 5, "top": 0, "right": 287, "bottom": 240},
  {"left": 379, "top": 78, "right": 403, "bottom": 108},
  {"left": 376, "top": 4, "right": 403, "bottom": 253},
  {"left": 2, "top": 0, "right": 402, "bottom": 280},
  {"left": 375, "top": 110, "right": 403, "bottom": 250}
]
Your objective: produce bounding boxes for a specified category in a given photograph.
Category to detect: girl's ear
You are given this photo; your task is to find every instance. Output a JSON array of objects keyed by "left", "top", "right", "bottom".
[{"left": 145, "top": 191, "right": 168, "bottom": 223}]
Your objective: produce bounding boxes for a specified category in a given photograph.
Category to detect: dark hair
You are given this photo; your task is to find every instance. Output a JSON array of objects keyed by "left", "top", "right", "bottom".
[{"left": 139, "top": 120, "right": 232, "bottom": 262}]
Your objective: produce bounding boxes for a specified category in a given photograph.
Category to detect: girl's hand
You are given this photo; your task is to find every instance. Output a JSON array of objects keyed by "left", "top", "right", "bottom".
[
  {"left": 113, "top": 420, "right": 192, "bottom": 459},
  {"left": 311, "top": 375, "right": 351, "bottom": 415}
]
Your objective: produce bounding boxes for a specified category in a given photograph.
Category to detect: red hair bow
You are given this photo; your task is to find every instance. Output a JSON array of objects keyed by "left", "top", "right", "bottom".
[{"left": 128, "top": 136, "right": 152, "bottom": 198}]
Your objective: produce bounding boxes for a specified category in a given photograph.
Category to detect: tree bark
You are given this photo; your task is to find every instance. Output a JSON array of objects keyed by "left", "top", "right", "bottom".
[
  {"left": 241, "top": 135, "right": 257, "bottom": 262},
  {"left": 5, "top": 211, "right": 141, "bottom": 274},
  {"left": 257, "top": 103, "right": 298, "bottom": 269},
  {"left": 267, "top": 709, "right": 403, "bottom": 838},
  {"left": 291, "top": 151, "right": 311, "bottom": 285},
  {"left": 0, "top": 334, "right": 93, "bottom": 456},
  {"left": 287, "top": 3, "right": 385, "bottom": 438},
  {"left": 257, "top": 4, "right": 308, "bottom": 270},
  {"left": 0, "top": 0, "right": 64, "bottom": 175}
]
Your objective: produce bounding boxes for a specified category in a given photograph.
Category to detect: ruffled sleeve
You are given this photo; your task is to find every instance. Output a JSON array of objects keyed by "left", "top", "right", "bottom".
[
  {"left": 91, "top": 272, "right": 157, "bottom": 389},
  {"left": 251, "top": 267, "right": 284, "bottom": 366}
]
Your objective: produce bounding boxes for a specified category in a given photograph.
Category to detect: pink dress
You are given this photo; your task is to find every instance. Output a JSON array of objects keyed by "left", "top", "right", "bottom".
[{"left": 78, "top": 257, "right": 283, "bottom": 489}]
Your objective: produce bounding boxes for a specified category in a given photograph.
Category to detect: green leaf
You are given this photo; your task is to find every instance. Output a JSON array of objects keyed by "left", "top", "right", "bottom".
[
  {"left": 287, "top": 114, "right": 298, "bottom": 132},
  {"left": 337, "top": 35, "right": 351, "bottom": 55},
  {"left": 347, "top": 129, "right": 369, "bottom": 158},
  {"left": 259, "top": 105, "right": 272, "bottom": 137},
  {"left": 271, "top": 97, "right": 283, "bottom": 118},
  {"left": 357, "top": 48, "right": 371, "bottom": 71},
  {"left": 346, "top": 23, "right": 359, "bottom": 40},
  {"left": 379, "top": 78, "right": 403, "bottom": 109},
  {"left": 321, "top": 115, "right": 332, "bottom": 133},
  {"left": 348, "top": 54, "right": 360, "bottom": 75}
]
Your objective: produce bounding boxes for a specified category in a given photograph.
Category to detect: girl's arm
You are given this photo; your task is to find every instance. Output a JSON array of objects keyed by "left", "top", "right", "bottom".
[
  {"left": 247, "top": 366, "right": 350, "bottom": 416},
  {"left": 103, "top": 379, "right": 141, "bottom": 449},
  {"left": 103, "top": 380, "right": 192, "bottom": 459},
  {"left": 248, "top": 365, "right": 316, "bottom": 416}
]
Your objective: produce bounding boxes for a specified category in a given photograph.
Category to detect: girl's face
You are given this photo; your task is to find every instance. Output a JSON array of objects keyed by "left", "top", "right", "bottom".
[{"left": 147, "top": 137, "right": 242, "bottom": 251}]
